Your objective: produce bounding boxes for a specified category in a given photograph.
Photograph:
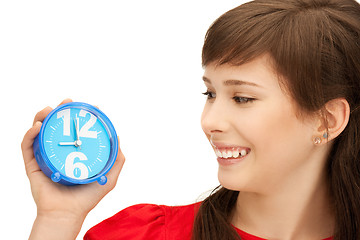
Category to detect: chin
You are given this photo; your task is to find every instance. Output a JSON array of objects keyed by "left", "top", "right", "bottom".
[{"left": 218, "top": 169, "right": 247, "bottom": 192}]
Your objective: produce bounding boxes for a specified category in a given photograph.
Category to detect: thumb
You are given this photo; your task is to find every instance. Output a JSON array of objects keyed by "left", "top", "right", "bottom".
[{"left": 21, "top": 121, "right": 42, "bottom": 177}]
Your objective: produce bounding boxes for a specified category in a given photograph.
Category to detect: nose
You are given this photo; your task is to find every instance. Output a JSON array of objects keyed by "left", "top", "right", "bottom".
[{"left": 201, "top": 99, "right": 231, "bottom": 136}]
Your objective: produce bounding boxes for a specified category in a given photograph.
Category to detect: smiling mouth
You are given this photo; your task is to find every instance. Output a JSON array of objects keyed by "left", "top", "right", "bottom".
[
  {"left": 210, "top": 135, "right": 251, "bottom": 160},
  {"left": 215, "top": 147, "right": 250, "bottom": 159}
]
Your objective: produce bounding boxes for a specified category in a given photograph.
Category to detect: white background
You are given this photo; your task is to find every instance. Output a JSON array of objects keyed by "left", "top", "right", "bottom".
[{"left": 0, "top": 1, "right": 246, "bottom": 239}]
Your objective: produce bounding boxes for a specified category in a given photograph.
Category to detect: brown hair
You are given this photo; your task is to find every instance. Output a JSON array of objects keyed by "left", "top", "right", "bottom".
[{"left": 192, "top": 0, "right": 360, "bottom": 239}]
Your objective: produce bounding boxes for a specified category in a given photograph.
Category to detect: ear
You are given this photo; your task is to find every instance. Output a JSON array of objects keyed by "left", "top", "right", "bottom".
[{"left": 317, "top": 98, "right": 350, "bottom": 142}]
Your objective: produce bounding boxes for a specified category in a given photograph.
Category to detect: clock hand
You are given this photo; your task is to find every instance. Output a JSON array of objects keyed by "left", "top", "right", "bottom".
[
  {"left": 75, "top": 117, "right": 80, "bottom": 141},
  {"left": 59, "top": 140, "right": 82, "bottom": 147},
  {"left": 74, "top": 116, "right": 82, "bottom": 149},
  {"left": 59, "top": 142, "right": 76, "bottom": 146}
]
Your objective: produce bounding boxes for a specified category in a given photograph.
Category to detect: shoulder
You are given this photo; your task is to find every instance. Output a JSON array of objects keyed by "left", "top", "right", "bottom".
[{"left": 84, "top": 202, "right": 201, "bottom": 240}]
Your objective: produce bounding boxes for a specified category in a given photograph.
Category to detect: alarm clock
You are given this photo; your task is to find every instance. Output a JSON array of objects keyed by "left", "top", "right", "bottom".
[{"left": 33, "top": 102, "right": 118, "bottom": 185}]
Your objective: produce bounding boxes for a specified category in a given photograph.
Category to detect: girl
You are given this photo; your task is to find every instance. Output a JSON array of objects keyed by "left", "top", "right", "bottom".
[{"left": 21, "top": 0, "right": 360, "bottom": 239}]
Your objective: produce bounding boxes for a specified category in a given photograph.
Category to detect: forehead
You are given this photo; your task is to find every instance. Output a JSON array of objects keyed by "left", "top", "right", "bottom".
[{"left": 203, "top": 55, "right": 281, "bottom": 90}]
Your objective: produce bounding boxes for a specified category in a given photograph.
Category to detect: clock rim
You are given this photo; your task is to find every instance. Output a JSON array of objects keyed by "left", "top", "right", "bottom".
[{"left": 37, "top": 102, "right": 118, "bottom": 185}]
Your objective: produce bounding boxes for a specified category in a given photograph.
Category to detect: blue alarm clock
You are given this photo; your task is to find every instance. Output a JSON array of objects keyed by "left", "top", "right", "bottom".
[{"left": 33, "top": 102, "right": 118, "bottom": 185}]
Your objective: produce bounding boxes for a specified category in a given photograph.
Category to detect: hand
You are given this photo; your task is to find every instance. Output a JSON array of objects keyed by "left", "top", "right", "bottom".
[{"left": 21, "top": 99, "right": 126, "bottom": 239}]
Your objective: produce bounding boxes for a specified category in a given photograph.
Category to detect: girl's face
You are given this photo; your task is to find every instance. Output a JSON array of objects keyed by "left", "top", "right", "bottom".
[{"left": 201, "top": 55, "right": 322, "bottom": 194}]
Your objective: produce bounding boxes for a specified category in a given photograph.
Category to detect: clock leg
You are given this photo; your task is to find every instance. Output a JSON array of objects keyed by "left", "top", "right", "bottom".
[
  {"left": 97, "top": 176, "right": 107, "bottom": 185},
  {"left": 51, "top": 172, "right": 61, "bottom": 183}
]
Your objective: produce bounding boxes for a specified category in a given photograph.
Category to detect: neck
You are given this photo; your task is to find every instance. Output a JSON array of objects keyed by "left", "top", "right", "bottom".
[{"left": 232, "top": 166, "right": 334, "bottom": 240}]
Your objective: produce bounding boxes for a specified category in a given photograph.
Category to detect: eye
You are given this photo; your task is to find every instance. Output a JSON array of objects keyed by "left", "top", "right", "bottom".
[
  {"left": 202, "top": 91, "right": 216, "bottom": 100},
  {"left": 233, "top": 96, "right": 256, "bottom": 104}
]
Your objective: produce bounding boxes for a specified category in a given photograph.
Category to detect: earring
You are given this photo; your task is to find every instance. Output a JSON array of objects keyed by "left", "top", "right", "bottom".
[
  {"left": 313, "top": 132, "right": 329, "bottom": 145},
  {"left": 323, "top": 132, "right": 328, "bottom": 139},
  {"left": 313, "top": 136, "right": 322, "bottom": 145}
]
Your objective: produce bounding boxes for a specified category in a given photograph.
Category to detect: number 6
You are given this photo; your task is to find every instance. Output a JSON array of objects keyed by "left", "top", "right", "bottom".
[{"left": 65, "top": 152, "right": 89, "bottom": 179}]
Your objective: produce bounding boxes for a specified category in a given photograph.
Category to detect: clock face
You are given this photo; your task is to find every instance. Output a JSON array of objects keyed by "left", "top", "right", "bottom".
[{"left": 42, "top": 107, "right": 111, "bottom": 180}]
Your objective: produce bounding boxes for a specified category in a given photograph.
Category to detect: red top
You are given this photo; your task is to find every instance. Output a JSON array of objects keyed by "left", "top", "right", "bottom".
[{"left": 84, "top": 203, "right": 333, "bottom": 240}]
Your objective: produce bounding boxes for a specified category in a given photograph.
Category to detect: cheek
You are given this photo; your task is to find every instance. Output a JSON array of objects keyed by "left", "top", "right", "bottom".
[
  {"left": 234, "top": 101, "right": 313, "bottom": 169},
  {"left": 234, "top": 103, "right": 294, "bottom": 144},
  {"left": 224, "top": 104, "right": 313, "bottom": 192}
]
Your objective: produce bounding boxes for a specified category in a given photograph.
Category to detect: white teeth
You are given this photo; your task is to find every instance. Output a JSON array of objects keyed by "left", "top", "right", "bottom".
[
  {"left": 216, "top": 150, "right": 222, "bottom": 158},
  {"left": 233, "top": 150, "right": 239, "bottom": 158},
  {"left": 240, "top": 149, "right": 247, "bottom": 157},
  {"left": 215, "top": 149, "right": 248, "bottom": 159}
]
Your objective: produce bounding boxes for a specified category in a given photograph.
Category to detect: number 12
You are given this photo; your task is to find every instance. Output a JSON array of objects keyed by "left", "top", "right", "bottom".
[{"left": 57, "top": 109, "right": 98, "bottom": 139}]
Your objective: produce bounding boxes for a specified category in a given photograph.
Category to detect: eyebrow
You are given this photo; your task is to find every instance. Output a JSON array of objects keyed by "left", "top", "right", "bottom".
[{"left": 202, "top": 76, "right": 262, "bottom": 88}]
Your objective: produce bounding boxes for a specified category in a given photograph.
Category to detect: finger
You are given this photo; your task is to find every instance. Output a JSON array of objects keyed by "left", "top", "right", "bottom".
[
  {"left": 108, "top": 146, "right": 126, "bottom": 185},
  {"left": 58, "top": 98, "right": 73, "bottom": 106},
  {"left": 33, "top": 106, "right": 53, "bottom": 125},
  {"left": 21, "top": 121, "right": 42, "bottom": 176},
  {"left": 105, "top": 141, "right": 125, "bottom": 190},
  {"left": 92, "top": 137, "right": 125, "bottom": 195},
  {"left": 32, "top": 99, "right": 73, "bottom": 126}
]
